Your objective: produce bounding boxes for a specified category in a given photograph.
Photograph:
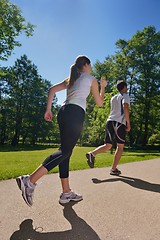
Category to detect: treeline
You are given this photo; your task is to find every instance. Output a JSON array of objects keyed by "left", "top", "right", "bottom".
[
  {"left": 0, "top": 1, "right": 160, "bottom": 147},
  {"left": 0, "top": 55, "right": 60, "bottom": 146},
  {"left": 0, "top": 0, "right": 60, "bottom": 146},
  {"left": 82, "top": 26, "right": 160, "bottom": 147}
]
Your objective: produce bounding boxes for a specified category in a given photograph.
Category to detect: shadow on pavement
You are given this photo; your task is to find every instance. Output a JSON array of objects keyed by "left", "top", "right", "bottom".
[
  {"left": 10, "top": 202, "right": 100, "bottom": 240},
  {"left": 92, "top": 175, "right": 160, "bottom": 193}
]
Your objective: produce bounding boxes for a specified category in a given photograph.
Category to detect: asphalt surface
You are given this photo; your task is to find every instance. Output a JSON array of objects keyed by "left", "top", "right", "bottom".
[{"left": 0, "top": 158, "right": 160, "bottom": 240}]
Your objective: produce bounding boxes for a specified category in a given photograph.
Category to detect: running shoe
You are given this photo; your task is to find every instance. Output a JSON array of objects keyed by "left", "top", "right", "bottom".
[
  {"left": 59, "top": 191, "right": 83, "bottom": 204},
  {"left": 86, "top": 152, "right": 95, "bottom": 168},
  {"left": 110, "top": 168, "right": 121, "bottom": 176},
  {"left": 16, "top": 175, "right": 36, "bottom": 207}
]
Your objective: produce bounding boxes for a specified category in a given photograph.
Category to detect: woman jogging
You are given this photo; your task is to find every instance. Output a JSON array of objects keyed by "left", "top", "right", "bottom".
[{"left": 16, "top": 55, "right": 107, "bottom": 207}]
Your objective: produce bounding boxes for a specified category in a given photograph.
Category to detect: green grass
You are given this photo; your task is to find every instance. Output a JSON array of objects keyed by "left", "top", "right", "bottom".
[{"left": 0, "top": 146, "right": 160, "bottom": 180}]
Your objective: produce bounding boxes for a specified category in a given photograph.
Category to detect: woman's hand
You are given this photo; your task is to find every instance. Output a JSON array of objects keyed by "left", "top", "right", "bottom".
[
  {"left": 44, "top": 110, "right": 52, "bottom": 122},
  {"left": 100, "top": 79, "right": 107, "bottom": 88}
]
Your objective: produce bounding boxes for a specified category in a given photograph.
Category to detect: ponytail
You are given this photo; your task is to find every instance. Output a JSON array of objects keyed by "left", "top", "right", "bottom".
[
  {"left": 68, "top": 55, "right": 91, "bottom": 88},
  {"left": 68, "top": 64, "right": 80, "bottom": 88}
]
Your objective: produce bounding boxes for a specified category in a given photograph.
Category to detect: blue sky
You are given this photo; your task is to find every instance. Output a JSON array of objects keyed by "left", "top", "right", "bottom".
[{"left": 3, "top": 0, "right": 160, "bottom": 104}]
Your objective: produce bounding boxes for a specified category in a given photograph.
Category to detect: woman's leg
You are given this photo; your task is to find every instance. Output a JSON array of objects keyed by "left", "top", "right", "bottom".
[
  {"left": 57, "top": 105, "right": 84, "bottom": 193},
  {"left": 16, "top": 105, "right": 84, "bottom": 207},
  {"left": 60, "top": 178, "right": 70, "bottom": 193},
  {"left": 30, "top": 165, "right": 48, "bottom": 184},
  {"left": 29, "top": 105, "right": 83, "bottom": 187}
]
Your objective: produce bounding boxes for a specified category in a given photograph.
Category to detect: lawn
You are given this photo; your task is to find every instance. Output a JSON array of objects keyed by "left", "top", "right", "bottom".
[{"left": 0, "top": 146, "right": 160, "bottom": 180}]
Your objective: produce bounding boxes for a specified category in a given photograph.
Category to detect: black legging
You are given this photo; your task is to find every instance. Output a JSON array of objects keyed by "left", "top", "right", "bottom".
[{"left": 42, "top": 104, "right": 85, "bottom": 178}]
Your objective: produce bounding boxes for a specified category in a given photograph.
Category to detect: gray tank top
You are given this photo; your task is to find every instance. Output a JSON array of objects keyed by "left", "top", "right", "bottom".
[{"left": 62, "top": 72, "right": 94, "bottom": 111}]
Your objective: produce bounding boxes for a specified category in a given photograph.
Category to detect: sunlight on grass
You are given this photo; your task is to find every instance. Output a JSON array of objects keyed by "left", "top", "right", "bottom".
[{"left": 0, "top": 146, "right": 159, "bottom": 180}]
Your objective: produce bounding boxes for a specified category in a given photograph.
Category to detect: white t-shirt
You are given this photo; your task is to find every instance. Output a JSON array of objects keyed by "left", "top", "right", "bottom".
[
  {"left": 107, "top": 92, "right": 130, "bottom": 125},
  {"left": 63, "top": 72, "right": 94, "bottom": 111}
]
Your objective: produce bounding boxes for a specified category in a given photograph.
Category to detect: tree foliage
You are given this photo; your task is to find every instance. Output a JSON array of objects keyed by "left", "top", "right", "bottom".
[
  {"left": 0, "top": 7, "right": 159, "bottom": 149},
  {"left": 0, "top": 0, "right": 35, "bottom": 61},
  {"left": 83, "top": 26, "right": 160, "bottom": 147},
  {"left": 0, "top": 55, "right": 59, "bottom": 145}
]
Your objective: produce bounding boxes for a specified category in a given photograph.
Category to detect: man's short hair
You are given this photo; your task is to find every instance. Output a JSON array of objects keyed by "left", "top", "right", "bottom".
[{"left": 116, "top": 80, "right": 127, "bottom": 92}]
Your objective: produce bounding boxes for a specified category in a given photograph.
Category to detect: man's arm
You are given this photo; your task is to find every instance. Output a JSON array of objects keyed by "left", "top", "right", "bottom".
[{"left": 123, "top": 103, "right": 131, "bottom": 132}]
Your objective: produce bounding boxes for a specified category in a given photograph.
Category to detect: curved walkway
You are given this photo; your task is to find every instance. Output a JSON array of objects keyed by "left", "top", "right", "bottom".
[{"left": 0, "top": 158, "right": 160, "bottom": 240}]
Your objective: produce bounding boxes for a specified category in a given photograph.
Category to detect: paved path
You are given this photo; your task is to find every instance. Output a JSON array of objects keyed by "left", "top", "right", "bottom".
[{"left": 0, "top": 158, "right": 160, "bottom": 240}]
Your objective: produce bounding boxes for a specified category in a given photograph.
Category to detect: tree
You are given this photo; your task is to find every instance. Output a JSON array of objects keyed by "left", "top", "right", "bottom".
[
  {"left": 113, "top": 26, "right": 160, "bottom": 146},
  {"left": 81, "top": 59, "right": 117, "bottom": 146},
  {"left": 0, "top": 0, "right": 34, "bottom": 61},
  {"left": 83, "top": 26, "right": 160, "bottom": 147},
  {"left": 0, "top": 55, "right": 59, "bottom": 146}
]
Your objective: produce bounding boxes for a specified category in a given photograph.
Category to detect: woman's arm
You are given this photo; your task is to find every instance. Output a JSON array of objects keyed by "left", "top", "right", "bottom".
[
  {"left": 91, "top": 78, "right": 107, "bottom": 107},
  {"left": 44, "top": 80, "right": 67, "bottom": 122}
]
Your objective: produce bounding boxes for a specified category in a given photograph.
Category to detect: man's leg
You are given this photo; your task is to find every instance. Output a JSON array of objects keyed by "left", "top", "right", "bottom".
[
  {"left": 86, "top": 121, "right": 114, "bottom": 168},
  {"left": 111, "top": 143, "right": 124, "bottom": 170},
  {"left": 92, "top": 143, "right": 112, "bottom": 156},
  {"left": 86, "top": 143, "right": 112, "bottom": 168},
  {"left": 110, "top": 122, "right": 126, "bottom": 175}
]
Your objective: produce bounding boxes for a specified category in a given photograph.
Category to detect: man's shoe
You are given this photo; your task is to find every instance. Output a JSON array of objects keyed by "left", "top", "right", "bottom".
[
  {"left": 86, "top": 152, "right": 95, "bottom": 168},
  {"left": 59, "top": 191, "right": 83, "bottom": 204},
  {"left": 16, "top": 175, "right": 36, "bottom": 207},
  {"left": 110, "top": 168, "right": 121, "bottom": 176}
]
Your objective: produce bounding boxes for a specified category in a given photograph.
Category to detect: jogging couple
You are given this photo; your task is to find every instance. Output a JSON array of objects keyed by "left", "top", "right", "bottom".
[{"left": 16, "top": 55, "right": 130, "bottom": 207}]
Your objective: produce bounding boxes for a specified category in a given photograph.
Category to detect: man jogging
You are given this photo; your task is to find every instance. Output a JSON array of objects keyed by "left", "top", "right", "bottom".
[{"left": 86, "top": 80, "right": 131, "bottom": 175}]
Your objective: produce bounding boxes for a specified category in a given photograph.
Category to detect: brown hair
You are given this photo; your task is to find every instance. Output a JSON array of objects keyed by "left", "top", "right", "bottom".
[
  {"left": 116, "top": 80, "right": 127, "bottom": 92},
  {"left": 68, "top": 55, "right": 91, "bottom": 88}
]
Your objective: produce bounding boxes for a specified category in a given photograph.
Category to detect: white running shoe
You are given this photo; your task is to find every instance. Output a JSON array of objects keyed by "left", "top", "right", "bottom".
[
  {"left": 16, "top": 175, "right": 36, "bottom": 207},
  {"left": 59, "top": 190, "right": 83, "bottom": 204}
]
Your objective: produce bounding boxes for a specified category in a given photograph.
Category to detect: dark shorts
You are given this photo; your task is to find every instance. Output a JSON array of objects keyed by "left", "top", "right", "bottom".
[{"left": 105, "top": 121, "right": 126, "bottom": 144}]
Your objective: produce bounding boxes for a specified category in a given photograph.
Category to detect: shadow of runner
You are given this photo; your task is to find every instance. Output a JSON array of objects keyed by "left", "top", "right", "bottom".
[
  {"left": 92, "top": 176, "right": 160, "bottom": 193},
  {"left": 10, "top": 202, "right": 101, "bottom": 240}
]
